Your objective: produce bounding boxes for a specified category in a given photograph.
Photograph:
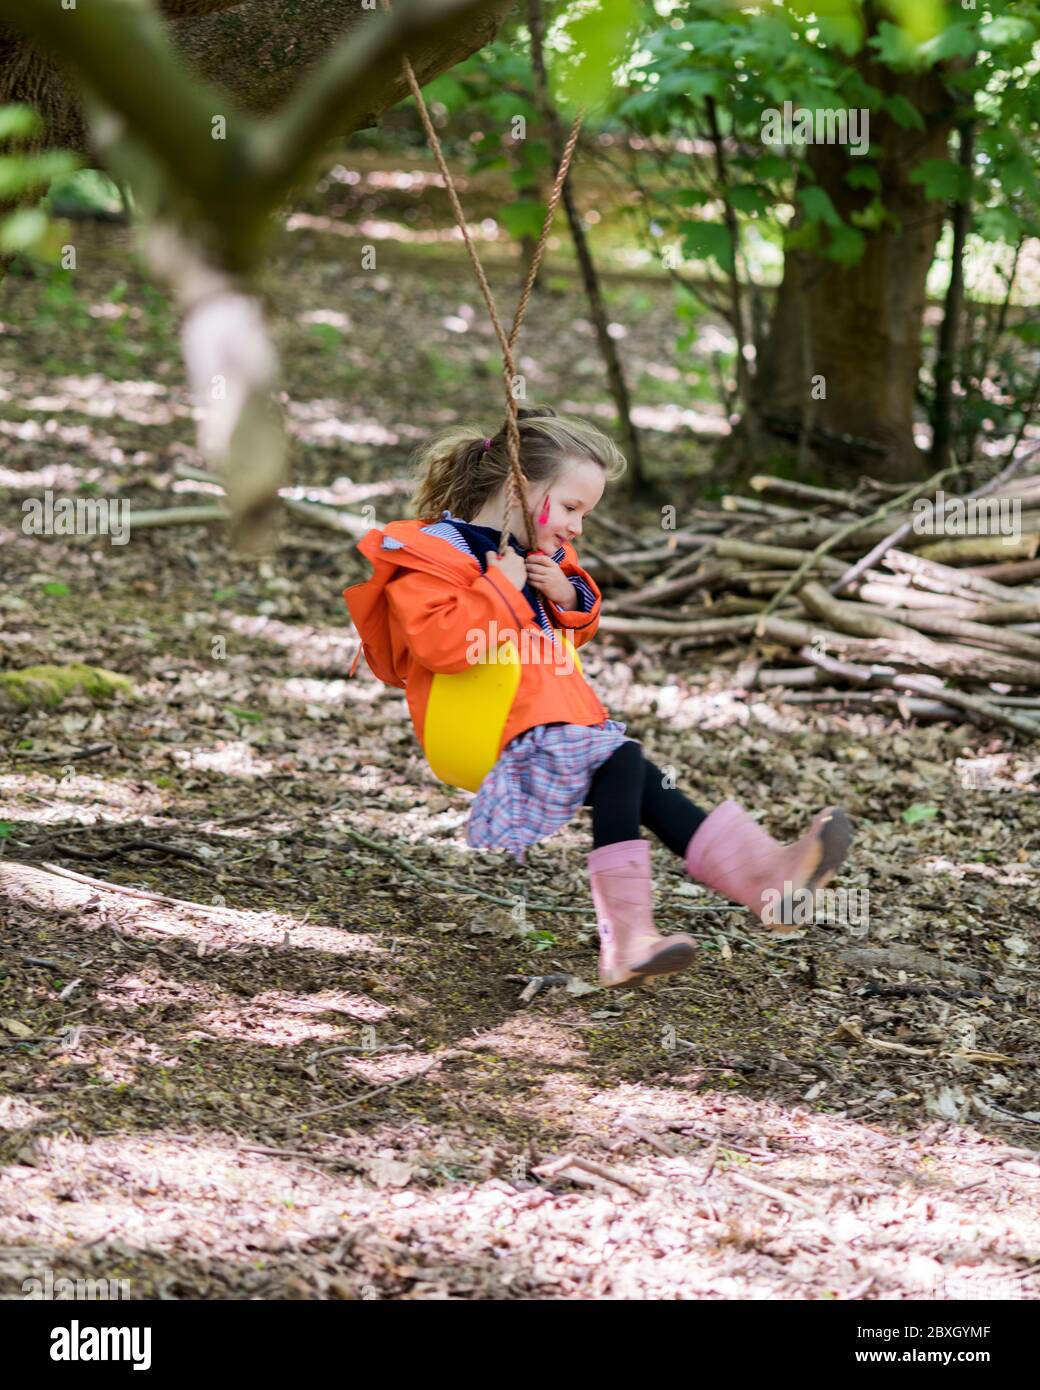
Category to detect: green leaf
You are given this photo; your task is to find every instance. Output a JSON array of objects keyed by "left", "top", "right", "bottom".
[
  {"left": 500, "top": 198, "right": 548, "bottom": 241},
  {"left": 0, "top": 205, "right": 53, "bottom": 254},
  {"left": 678, "top": 220, "right": 734, "bottom": 273},
  {"left": 848, "top": 197, "right": 885, "bottom": 231},
  {"left": 680, "top": 20, "right": 730, "bottom": 51},
  {"left": 0, "top": 823, "right": 12, "bottom": 839},
  {"left": 995, "top": 142, "right": 1038, "bottom": 202},
  {"left": 727, "top": 184, "right": 770, "bottom": 215},
  {"left": 870, "top": 20, "right": 920, "bottom": 68},
  {"left": 909, "top": 158, "right": 971, "bottom": 202},
  {"left": 549, "top": 0, "right": 637, "bottom": 112},
  {"left": 754, "top": 153, "right": 795, "bottom": 182},
  {"left": 902, "top": 803, "right": 938, "bottom": 825},
  {"left": 1010, "top": 322, "right": 1040, "bottom": 347},
  {"left": 228, "top": 707, "right": 264, "bottom": 723},
  {"left": 883, "top": 93, "right": 926, "bottom": 131},
  {"left": 0, "top": 151, "right": 78, "bottom": 199},
  {"left": 846, "top": 164, "right": 881, "bottom": 193},
  {"left": 308, "top": 323, "right": 342, "bottom": 349},
  {"left": 825, "top": 222, "right": 866, "bottom": 265},
  {"left": 40, "top": 580, "right": 70, "bottom": 597},
  {"left": 0, "top": 104, "right": 41, "bottom": 141},
  {"left": 798, "top": 185, "right": 841, "bottom": 227},
  {"left": 658, "top": 187, "right": 714, "bottom": 208},
  {"left": 683, "top": 69, "right": 725, "bottom": 101},
  {"left": 418, "top": 75, "right": 469, "bottom": 114},
  {"left": 882, "top": 0, "right": 946, "bottom": 47},
  {"left": 918, "top": 21, "right": 979, "bottom": 63},
  {"left": 816, "top": 11, "right": 865, "bottom": 57},
  {"left": 974, "top": 206, "right": 1024, "bottom": 243}
]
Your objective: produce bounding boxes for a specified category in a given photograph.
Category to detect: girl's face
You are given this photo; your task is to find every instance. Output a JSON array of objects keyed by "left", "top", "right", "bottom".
[{"left": 527, "top": 457, "right": 604, "bottom": 553}]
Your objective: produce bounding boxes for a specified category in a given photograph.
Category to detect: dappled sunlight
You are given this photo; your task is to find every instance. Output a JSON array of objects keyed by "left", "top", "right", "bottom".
[
  {"left": 0, "top": 417, "right": 129, "bottom": 463},
  {"left": 465, "top": 1015, "right": 589, "bottom": 1069},
  {"left": 1, "top": 65, "right": 1037, "bottom": 1305},
  {"left": 278, "top": 677, "right": 351, "bottom": 708},
  {"left": 325, "top": 165, "right": 460, "bottom": 193},
  {"left": 617, "top": 684, "right": 805, "bottom": 733},
  {"left": 924, "top": 857, "right": 1037, "bottom": 889},
  {"left": 86, "top": 1034, "right": 189, "bottom": 1085},
  {"left": 297, "top": 309, "right": 351, "bottom": 331},
  {"left": 2, "top": 1091, "right": 1036, "bottom": 1298},
  {"left": 953, "top": 752, "right": 1039, "bottom": 792},
  {"left": 631, "top": 401, "right": 729, "bottom": 435},
  {"left": 193, "top": 989, "right": 392, "bottom": 1047},
  {"left": 0, "top": 862, "right": 383, "bottom": 957},
  {"left": 22, "top": 389, "right": 178, "bottom": 428},
  {"left": 0, "top": 463, "right": 114, "bottom": 491},
  {"left": 95, "top": 969, "right": 216, "bottom": 1014},
  {"left": 168, "top": 741, "right": 277, "bottom": 778},
  {"left": 0, "top": 1097, "right": 48, "bottom": 1133},
  {"left": 285, "top": 210, "right": 512, "bottom": 249},
  {"left": 0, "top": 774, "right": 165, "bottom": 825},
  {"left": 221, "top": 613, "right": 361, "bottom": 672},
  {"left": 284, "top": 400, "right": 430, "bottom": 450},
  {"left": 332, "top": 1049, "right": 437, "bottom": 1085},
  {"left": 0, "top": 1134, "right": 363, "bottom": 1252}
]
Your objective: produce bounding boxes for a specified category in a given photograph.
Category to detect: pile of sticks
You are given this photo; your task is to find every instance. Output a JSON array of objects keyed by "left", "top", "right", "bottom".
[{"left": 590, "top": 463, "right": 1040, "bottom": 737}]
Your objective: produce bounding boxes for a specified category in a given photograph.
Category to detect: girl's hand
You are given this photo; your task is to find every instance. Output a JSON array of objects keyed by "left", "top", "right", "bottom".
[
  {"left": 525, "top": 552, "right": 577, "bottom": 608},
  {"left": 485, "top": 548, "right": 527, "bottom": 593}
]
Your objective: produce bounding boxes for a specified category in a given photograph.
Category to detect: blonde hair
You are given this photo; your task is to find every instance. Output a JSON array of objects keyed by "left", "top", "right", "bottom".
[{"left": 410, "top": 405, "right": 626, "bottom": 537}]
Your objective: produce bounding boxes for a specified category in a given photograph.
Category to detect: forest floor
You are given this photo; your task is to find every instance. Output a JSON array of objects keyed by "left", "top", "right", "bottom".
[{"left": 1, "top": 194, "right": 1039, "bottom": 1300}]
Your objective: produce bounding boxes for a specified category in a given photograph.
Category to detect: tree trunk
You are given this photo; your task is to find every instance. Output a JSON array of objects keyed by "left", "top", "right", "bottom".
[
  {"left": 931, "top": 100, "right": 975, "bottom": 468},
  {"left": 753, "top": 45, "right": 957, "bottom": 482},
  {"left": 0, "top": 0, "right": 516, "bottom": 158}
]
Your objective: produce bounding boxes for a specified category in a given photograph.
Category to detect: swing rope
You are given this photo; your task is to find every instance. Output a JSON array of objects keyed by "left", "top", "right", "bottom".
[{"left": 380, "top": 0, "right": 584, "bottom": 555}]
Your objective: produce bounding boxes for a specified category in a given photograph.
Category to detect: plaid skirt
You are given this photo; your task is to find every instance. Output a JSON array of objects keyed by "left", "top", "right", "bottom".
[{"left": 466, "top": 720, "right": 632, "bottom": 863}]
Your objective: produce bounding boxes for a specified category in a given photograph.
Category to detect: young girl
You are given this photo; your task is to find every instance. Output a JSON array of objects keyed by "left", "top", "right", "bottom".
[{"left": 345, "top": 405, "right": 852, "bottom": 987}]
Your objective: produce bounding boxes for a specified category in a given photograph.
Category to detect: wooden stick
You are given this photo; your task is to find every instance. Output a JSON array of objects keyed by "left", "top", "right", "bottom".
[
  {"left": 851, "top": 580, "right": 978, "bottom": 614},
  {"left": 720, "top": 494, "right": 806, "bottom": 521},
  {"left": 917, "top": 532, "right": 1040, "bottom": 564},
  {"left": 755, "top": 464, "right": 964, "bottom": 628},
  {"left": 532, "top": 1153, "right": 648, "bottom": 1196},
  {"left": 127, "top": 505, "right": 228, "bottom": 529},
  {"left": 608, "top": 569, "right": 726, "bottom": 612},
  {"left": 580, "top": 540, "right": 639, "bottom": 587},
  {"left": 599, "top": 613, "right": 761, "bottom": 639},
  {"left": 964, "top": 557, "right": 1040, "bottom": 583},
  {"left": 871, "top": 607, "right": 1040, "bottom": 658},
  {"left": 748, "top": 475, "right": 871, "bottom": 510},
  {"left": 715, "top": 538, "right": 845, "bottom": 571},
  {"left": 885, "top": 548, "right": 1040, "bottom": 604},
  {"left": 832, "top": 447, "right": 1040, "bottom": 595},
  {"left": 761, "top": 614, "right": 1040, "bottom": 686},
  {"left": 755, "top": 666, "right": 823, "bottom": 688},
  {"left": 777, "top": 691, "right": 963, "bottom": 718},
  {"left": 794, "top": 648, "right": 1039, "bottom": 736}
]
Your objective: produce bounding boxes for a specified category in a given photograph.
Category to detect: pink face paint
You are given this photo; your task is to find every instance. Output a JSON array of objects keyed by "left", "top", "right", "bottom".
[{"left": 528, "top": 494, "right": 551, "bottom": 554}]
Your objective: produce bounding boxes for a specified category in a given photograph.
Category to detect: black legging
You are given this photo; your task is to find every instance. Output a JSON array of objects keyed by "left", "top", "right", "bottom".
[{"left": 582, "top": 740, "right": 707, "bottom": 856}]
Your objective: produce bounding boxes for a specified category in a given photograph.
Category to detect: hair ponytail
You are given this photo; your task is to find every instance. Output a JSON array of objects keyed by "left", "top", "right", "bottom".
[{"left": 410, "top": 403, "right": 625, "bottom": 523}]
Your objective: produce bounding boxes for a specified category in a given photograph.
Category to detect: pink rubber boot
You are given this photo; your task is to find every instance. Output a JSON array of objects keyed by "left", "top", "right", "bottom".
[
  {"left": 684, "top": 801, "right": 852, "bottom": 929},
  {"left": 588, "top": 839, "right": 698, "bottom": 987}
]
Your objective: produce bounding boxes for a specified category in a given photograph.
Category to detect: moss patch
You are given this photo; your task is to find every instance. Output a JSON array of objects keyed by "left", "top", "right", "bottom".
[{"left": 0, "top": 663, "right": 133, "bottom": 709}]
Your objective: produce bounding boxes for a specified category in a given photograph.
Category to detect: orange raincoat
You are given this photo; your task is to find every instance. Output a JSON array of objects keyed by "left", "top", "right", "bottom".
[{"left": 344, "top": 519, "right": 609, "bottom": 767}]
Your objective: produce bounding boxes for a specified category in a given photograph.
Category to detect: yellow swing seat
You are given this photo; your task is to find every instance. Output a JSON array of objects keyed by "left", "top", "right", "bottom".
[{"left": 422, "top": 634, "right": 583, "bottom": 792}]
